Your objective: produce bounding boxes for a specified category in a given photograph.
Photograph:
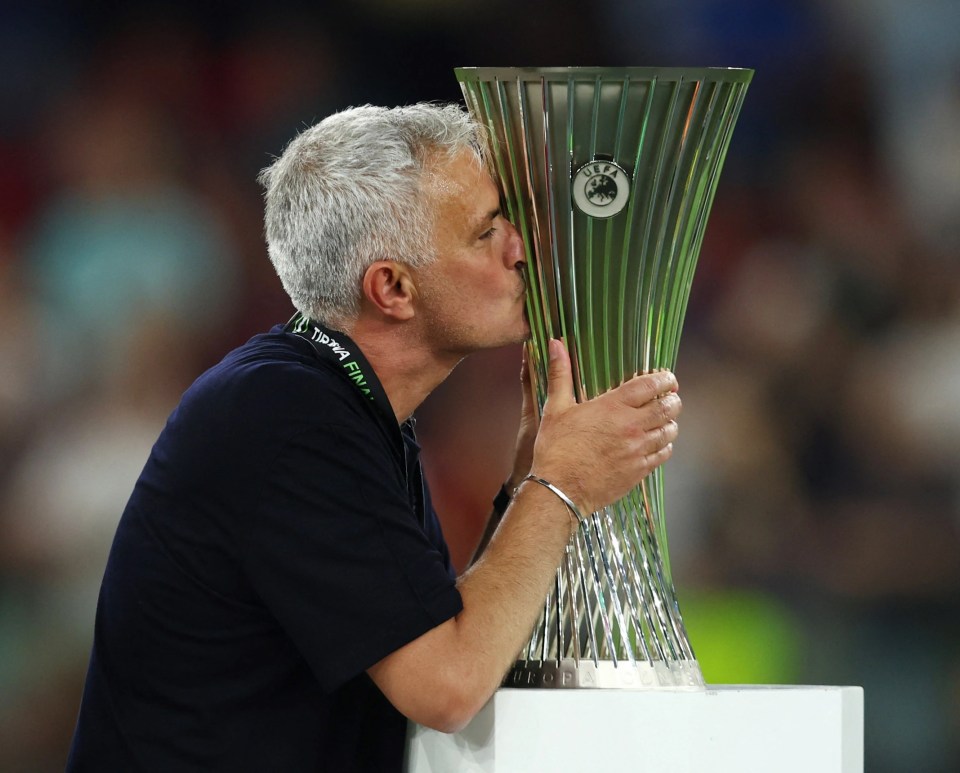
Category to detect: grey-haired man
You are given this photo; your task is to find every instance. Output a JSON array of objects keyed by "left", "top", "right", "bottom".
[{"left": 67, "top": 104, "right": 680, "bottom": 772}]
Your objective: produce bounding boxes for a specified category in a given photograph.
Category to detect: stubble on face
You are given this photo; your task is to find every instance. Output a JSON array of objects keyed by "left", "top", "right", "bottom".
[{"left": 412, "top": 150, "right": 529, "bottom": 357}]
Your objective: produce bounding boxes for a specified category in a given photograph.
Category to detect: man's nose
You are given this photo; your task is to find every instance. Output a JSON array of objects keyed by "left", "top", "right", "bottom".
[{"left": 503, "top": 220, "right": 525, "bottom": 270}]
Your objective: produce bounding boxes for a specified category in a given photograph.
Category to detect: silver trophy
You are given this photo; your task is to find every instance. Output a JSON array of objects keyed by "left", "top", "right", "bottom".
[{"left": 457, "top": 67, "right": 753, "bottom": 688}]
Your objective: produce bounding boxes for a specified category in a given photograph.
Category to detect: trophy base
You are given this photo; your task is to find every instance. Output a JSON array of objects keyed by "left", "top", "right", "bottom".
[
  {"left": 505, "top": 657, "right": 704, "bottom": 689},
  {"left": 407, "top": 685, "right": 864, "bottom": 772}
]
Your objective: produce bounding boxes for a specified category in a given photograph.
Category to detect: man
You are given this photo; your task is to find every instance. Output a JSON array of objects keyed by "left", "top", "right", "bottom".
[{"left": 67, "top": 104, "right": 681, "bottom": 771}]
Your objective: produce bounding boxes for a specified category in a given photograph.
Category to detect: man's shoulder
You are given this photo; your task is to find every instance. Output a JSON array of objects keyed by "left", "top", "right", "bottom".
[
  {"left": 156, "top": 329, "right": 377, "bottom": 469},
  {"left": 188, "top": 329, "right": 359, "bottom": 418}
]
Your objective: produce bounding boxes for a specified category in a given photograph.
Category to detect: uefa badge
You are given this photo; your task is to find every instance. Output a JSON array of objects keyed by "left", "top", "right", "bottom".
[{"left": 572, "top": 159, "right": 631, "bottom": 218}]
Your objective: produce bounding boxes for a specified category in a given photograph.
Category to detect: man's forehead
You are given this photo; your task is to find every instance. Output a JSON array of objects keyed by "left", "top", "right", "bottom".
[
  {"left": 425, "top": 149, "right": 484, "bottom": 184},
  {"left": 423, "top": 149, "right": 497, "bottom": 205}
]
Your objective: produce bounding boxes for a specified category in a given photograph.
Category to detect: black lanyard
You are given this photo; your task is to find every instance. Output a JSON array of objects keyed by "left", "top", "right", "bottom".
[
  {"left": 283, "top": 312, "right": 426, "bottom": 522},
  {"left": 284, "top": 312, "right": 393, "bottom": 421}
]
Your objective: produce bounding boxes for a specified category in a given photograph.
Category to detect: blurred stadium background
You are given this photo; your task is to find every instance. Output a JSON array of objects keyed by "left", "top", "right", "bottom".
[{"left": 0, "top": 1, "right": 958, "bottom": 770}]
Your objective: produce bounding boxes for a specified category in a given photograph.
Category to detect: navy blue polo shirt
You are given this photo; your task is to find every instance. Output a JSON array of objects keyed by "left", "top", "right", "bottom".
[{"left": 67, "top": 326, "right": 462, "bottom": 772}]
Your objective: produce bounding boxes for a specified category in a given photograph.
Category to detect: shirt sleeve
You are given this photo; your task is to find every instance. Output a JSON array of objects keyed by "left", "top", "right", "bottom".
[{"left": 237, "top": 421, "right": 463, "bottom": 694}]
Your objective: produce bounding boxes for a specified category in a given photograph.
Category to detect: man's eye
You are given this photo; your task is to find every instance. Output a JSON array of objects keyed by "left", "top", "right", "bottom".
[{"left": 479, "top": 227, "right": 498, "bottom": 241}]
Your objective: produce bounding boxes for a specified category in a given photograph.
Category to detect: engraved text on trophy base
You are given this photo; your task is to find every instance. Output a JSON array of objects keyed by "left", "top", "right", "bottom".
[{"left": 507, "top": 658, "right": 705, "bottom": 690}]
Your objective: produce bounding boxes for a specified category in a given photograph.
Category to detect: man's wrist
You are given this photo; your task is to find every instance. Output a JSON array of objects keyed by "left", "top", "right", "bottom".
[{"left": 520, "top": 474, "right": 588, "bottom": 529}]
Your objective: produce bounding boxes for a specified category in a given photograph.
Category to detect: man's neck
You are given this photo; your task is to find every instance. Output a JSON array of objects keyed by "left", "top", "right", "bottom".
[{"left": 344, "top": 318, "right": 460, "bottom": 424}]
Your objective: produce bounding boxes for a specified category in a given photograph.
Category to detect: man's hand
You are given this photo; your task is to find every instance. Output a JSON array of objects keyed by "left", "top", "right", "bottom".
[
  {"left": 506, "top": 346, "right": 538, "bottom": 492},
  {"left": 529, "top": 339, "right": 680, "bottom": 515}
]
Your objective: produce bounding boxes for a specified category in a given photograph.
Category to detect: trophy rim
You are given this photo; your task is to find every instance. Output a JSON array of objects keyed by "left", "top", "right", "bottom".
[{"left": 455, "top": 66, "right": 754, "bottom": 84}]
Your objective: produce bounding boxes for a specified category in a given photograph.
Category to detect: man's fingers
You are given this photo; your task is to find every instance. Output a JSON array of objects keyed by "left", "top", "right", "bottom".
[
  {"left": 641, "top": 440, "right": 675, "bottom": 473},
  {"left": 519, "top": 347, "right": 529, "bottom": 385},
  {"left": 648, "top": 419, "right": 679, "bottom": 450},
  {"left": 615, "top": 371, "right": 678, "bottom": 409},
  {"left": 638, "top": 392, "right": 682, "bottom": 431},
  {"left": 519, "top": 346, "right": 540, "bottom": 422},
  {"left": 520, "top": 346, "right": 533, "bottom": 394},
  {"left": 542, "top": 339, "right": 575, "bottom": 414}
]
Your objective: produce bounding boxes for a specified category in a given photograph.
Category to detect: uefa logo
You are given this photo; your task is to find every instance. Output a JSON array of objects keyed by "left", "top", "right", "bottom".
[{"left": 572, "top": 159, "right": 631, "bottom": 218}]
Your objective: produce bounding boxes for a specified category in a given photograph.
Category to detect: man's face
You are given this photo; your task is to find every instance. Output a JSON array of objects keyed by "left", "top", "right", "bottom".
[{"left": 413, "top": 149, "right": 528, "bottom": 357}]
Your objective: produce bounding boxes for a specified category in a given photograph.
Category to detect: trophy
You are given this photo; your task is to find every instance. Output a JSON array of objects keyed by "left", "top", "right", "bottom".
[{"left": 457, "top": 67, "right": 753, "bottom": 689}]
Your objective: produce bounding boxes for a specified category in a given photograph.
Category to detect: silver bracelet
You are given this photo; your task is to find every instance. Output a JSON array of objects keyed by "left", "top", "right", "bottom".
[{"left": 522, "top": 474, "right": 588, "bottom": 528}]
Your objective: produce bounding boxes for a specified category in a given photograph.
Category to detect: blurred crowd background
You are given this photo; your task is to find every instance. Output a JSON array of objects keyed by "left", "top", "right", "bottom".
[{"left": 0, "top": 1, "right": 958, "bottom": 770}]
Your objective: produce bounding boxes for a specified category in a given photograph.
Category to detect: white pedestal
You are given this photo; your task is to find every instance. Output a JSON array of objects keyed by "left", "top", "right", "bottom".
[{"left": 406, "top": 685, "right": 863, "bottom": 772}]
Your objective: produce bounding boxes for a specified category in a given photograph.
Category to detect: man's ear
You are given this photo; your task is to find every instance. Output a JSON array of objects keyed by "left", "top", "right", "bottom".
[{"left": 361, "top": 261, "right": 417, "bottom": 320}]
